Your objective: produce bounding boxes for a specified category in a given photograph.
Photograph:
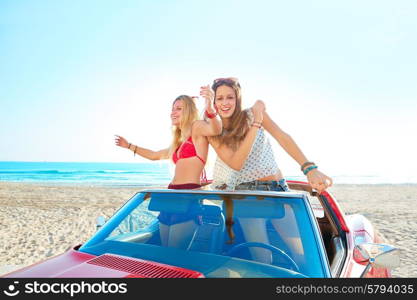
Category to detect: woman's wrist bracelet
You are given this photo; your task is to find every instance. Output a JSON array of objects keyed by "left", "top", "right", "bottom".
[
  {"left": 301, "top": 161, "right": 315, "bottom": 172},
  {"left": 133, "top": 145, "right": 137, "bottom": 156},
  {"left": 303, "top": 165, "right": 318, "bottom": 175},
  {"left": 251, "top": 122, "right": 262, "bottom": 128},
  {"left": 205, "top": 110, "right": 217, "bottom": 119}
]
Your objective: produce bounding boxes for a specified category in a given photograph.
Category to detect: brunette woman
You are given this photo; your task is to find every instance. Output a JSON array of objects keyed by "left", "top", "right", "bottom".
[{"left": 208, "top": 77, "right": 333, "bottom": 263}]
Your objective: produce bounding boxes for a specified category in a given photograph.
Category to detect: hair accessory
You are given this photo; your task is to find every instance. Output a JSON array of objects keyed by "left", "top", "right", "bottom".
[
  {"left": 214, "top": 77, "right": 239, "bottom": 83},
  {"left": 205, "top": 110, "right": 217, "bottom": 119},
  {"left": 303, "top": 165, "right": 318, "bottom": 175},
  {"left": 212, "top": 77, "right": 240, "bottom": 88},
  {"left": 301, "top": 161, "right": 315, "bottom": 172}
]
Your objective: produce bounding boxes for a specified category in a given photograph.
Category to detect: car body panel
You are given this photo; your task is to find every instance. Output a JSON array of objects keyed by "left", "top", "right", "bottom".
[
  {"left": 3, "top": 181, "right": 394, "bottom": 278},
  {"left": 5, "top": 248, "right": 204, "bottom": 278},
  {"left": 78, "top": 191, "right": 328, "bottom": 277},
  {"left": 341, "top": 214, "right": 391, "bottom": 278}
]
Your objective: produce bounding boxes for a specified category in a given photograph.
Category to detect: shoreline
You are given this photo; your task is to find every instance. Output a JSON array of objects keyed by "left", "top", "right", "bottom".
[
  {"left": 1, "top": 181, "right": 416, "bottom": 277},
  {"left": 0, "top": 180, "right": 168, "bottom": 188},
  {"left": 2, "top": 180, "right": 417, "bottom": 188}
]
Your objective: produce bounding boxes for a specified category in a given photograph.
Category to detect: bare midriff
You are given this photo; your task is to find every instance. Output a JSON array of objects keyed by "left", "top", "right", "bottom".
[
  {"left": 257, "top": 169, "right": 284, "bottom": 181},
  {"left": 170, "top": 157, "right": 205, "bottom": 185}
]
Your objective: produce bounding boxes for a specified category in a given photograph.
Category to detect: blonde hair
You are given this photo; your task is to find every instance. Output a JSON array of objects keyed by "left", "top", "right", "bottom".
[
  {"left": 210, "top": 78, "right": 250, "bottom": 151},
  {"left": 168, "top": 95, "right": 199, "bottom": 158}
]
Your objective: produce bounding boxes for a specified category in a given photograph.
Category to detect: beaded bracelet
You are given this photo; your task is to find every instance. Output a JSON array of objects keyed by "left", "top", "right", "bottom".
[
  {"left": 303, "top": 165, "right": 318, "bottom": 175},
  {"left": 205, "top": 110, "right": 217, "bottom": 119},
  {"left": 252, "top": 122, "right": 262, "bottom": 128},
  {"left": 301, "top": 161, "right": 315, "bottom": 172}
]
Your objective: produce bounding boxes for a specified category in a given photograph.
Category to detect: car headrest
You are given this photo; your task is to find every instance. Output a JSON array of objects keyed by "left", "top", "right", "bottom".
[
  {"left": 148, "top": 194, "right": 202, "bottom": 214},
  {"left": 223, "top": 198, "right": 285, "bottom": 219},
  {"left": 201, "top": 204, "right": 222, "bottom": 217}
]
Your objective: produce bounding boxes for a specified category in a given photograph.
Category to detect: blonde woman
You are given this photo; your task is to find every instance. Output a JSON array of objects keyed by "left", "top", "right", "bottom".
[
  {"left": 116, "top": 88, "right": 220, "bottom": 187},
  {"left": 115, "top": 87, "right": 221, "bottom": 248}
]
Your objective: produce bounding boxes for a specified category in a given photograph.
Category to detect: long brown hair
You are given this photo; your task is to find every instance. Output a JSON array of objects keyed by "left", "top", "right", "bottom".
[
  {"left": 168, "top": 95, "right": 199, "bottom": 157},
  {"left": 210, "top": 78, "right": 250, "bottom": 151}
]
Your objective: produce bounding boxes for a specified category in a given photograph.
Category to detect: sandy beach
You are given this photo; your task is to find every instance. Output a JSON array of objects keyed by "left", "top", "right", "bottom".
[{"left": 0, "top": 181, "right": 416, "bottom": 277}]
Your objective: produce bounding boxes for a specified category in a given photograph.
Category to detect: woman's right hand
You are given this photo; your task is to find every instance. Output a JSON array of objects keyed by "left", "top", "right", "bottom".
[
  {"left": 251, "top": 100, "right": 265, "bottom": 123},
  {"left": 115, "top": 135, "right": 129, "bottom": 149},
  {"left": 200, "top": 84, "right": 215, "bottom": 113}
]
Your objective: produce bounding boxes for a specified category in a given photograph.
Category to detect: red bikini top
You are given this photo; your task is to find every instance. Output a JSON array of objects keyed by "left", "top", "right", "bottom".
[{"left": 172, "top": 136, "right": 206, "bottom": 165}]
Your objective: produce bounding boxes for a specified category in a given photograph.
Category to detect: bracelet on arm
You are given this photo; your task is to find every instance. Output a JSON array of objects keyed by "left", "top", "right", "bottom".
[
  {"left": 128, "top": 143, "right": 131, "bottom": 150},
  {"left": 303, "top": 165, "right": 318, "bottom": 175},
  {"left": 205, "top": 110, "right": 217, "bottom": 119},
  {"left": 133, "top": 145, "right": 137, "bottom": 156},
  {"left": 301, "top": 161, "right": 315, "bottom": 172},
  {"left": 251, "top": 121, "right": 262, "bottom": 128}
]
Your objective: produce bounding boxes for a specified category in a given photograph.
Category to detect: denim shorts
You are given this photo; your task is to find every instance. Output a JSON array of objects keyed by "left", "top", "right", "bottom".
[{"left": 234, "top": 178, "right": 290, "bottom": 192}]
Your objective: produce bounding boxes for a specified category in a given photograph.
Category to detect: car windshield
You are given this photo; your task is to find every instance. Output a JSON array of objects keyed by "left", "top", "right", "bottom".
[{"left": 79, "top": 191, "right": 327, "bottom": 278}]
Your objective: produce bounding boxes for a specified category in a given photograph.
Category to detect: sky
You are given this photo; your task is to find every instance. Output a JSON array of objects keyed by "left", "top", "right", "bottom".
[{"left": 1, "top": 0, "right": 416, "bottom": 181}]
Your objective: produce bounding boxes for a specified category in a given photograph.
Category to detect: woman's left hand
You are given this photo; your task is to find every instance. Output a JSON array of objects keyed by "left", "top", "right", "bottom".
[
  {"left": 200, "top": 85, "right": 215, "bottom": 113},
  {"left": 306, "top": 169, "right": 333, "bottom": 193}
]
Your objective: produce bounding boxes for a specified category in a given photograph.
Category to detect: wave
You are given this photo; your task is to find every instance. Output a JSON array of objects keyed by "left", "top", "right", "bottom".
[
  {"left": 0, "top": 170, "right": 165, "bottom": 175},
  {"left": 0, "top": 170, "right": 62, "bottom": 174}
]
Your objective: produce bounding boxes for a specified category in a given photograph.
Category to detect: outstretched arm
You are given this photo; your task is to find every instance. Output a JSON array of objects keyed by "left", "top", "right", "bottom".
[
  {"left": 262, "top": 111, "right": 309, "bottom": 166},
  {"left": 114, "top": 135, "right": 169, "bottom": 161},
  {"left": 192, "top": 85, "right": 222, "bottom": 137},
  {"left": 210, "top": 101, "right": 265, "bottom": 171},
  {"left": 261, "top": 111, "right": 333, "bottom": 192}
]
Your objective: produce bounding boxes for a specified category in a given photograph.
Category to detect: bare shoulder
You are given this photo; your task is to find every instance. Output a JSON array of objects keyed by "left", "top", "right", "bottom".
[
  {"left": 191, "top": 120, "right": 207, "bottom": 135},
  {"left": 192, "top": 119, "right": 207, "bottom": 127}
]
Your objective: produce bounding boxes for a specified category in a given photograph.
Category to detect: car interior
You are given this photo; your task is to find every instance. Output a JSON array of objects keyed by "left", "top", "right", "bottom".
[
  {"left": 99, "top": 187, "right": 346, "bottom": 277},
  {"left": 287, "top": 182, "right": 347, "bottom": 277},
  {"left": 101, "top": 191, "right": 329, "bottom": 277}
]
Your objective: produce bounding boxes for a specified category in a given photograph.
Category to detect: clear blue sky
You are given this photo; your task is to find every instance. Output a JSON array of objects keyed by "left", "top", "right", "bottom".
[{"left": 1, "top": 0, "right": 416, "bottom": 180}]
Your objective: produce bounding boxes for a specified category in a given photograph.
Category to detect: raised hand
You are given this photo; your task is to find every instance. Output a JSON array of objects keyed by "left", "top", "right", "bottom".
[
  {"left": 251, "top": 100, "right": 266, "bottom": 123},
  {"left": 114, "top": 135, "right": 129, "bottom": 149},
  {"left": 199, "top": 84, "right": 215, "bottom": 113}
]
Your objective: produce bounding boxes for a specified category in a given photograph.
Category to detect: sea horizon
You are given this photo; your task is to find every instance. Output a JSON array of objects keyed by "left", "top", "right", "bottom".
[{"left": 0, "top": 161, "right": 416, "bottom": 186}]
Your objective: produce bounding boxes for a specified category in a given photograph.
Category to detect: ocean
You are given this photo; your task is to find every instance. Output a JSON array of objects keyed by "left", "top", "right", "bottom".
[
  {"left": 0, "top": 161, "right": 415, "bottom": 186},
  {"left": 0, "top": 161, "right": 172, "bottom": 187}
]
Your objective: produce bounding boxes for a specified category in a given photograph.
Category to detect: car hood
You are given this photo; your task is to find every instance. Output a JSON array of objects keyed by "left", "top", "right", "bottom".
[{"left": 4, "top": 248, "right": 204, "bottom": 278}]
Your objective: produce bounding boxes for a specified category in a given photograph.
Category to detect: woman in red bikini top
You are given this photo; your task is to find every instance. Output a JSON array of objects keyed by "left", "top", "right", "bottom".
[{"left": 115, "top": 85, "right": 221, "bottom": 190}]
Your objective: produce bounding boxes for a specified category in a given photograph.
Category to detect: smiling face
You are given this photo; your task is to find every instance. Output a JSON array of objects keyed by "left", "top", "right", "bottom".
[
  {"left": 171, "top": 99, "right": 184, "bottom": 126},
  {"left": 214, "top": 85, "right": 237, "bottom": 119}
]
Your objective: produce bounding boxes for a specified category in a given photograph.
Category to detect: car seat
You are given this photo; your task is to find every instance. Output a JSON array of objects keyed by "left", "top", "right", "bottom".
[{"left": 188, "top": 204, "right": 225, "bottom": 254}]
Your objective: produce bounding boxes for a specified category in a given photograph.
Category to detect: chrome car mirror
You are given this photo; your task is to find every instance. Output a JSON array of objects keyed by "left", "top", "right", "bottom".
[
  {"left": 96, "top": 216, "right": 107, "bottom": 231},
  {"left": 354, "top": 243, "right": 400, "bottom": 277}
]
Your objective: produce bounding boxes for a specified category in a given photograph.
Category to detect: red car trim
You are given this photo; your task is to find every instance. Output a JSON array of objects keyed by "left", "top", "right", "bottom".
[
  {"left": 87, "top": 254, "right": 204, "bottom": 278},
  {"left": 287, "top": 181, "right": 350, "bottom": 233},
  {"left": 319, "top": 191, "right": 350, "bottom": 233}
]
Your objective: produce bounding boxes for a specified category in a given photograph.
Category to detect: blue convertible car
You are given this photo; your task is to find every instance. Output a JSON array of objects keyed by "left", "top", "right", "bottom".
[{"left": 4, "top": 182, "right": 399, "bottom": 278}]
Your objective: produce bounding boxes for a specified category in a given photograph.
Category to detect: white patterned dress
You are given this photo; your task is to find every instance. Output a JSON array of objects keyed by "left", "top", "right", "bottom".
[{"left": 212, "top": 109, "right": 279, "bottom": 190}]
